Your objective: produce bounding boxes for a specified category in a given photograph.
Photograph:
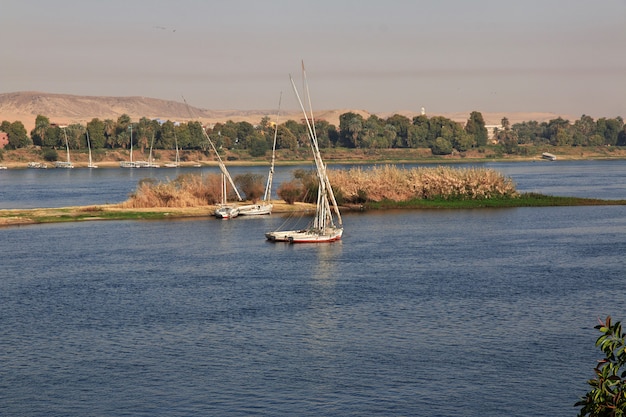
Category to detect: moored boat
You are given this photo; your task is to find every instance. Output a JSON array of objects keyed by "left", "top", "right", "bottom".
[{"left": 265, "top": 63, "right": 343, "bottom": 243}]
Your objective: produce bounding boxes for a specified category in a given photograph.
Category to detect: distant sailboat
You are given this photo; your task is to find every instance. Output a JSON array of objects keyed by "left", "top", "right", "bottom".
[
  {"left": 239, "top": 93, "right": 281, "bottom": 216},
  {"left": 164, "top": 131, "right": 181, "bottom": 168},
  {"left": 120, "top": 124, "right": 138, "bottom": 168},
  {"left": 86, "top": 129, "right": 98, "bottom": 168},
  {"left": 265, "top": 63, "right": 343, "bottom": 243},
  {"left": 55, "top": 126, "right": 75, "bottom": 168},
  {"left": 145, "top": 133, "right": 160, "bottom": 168}
]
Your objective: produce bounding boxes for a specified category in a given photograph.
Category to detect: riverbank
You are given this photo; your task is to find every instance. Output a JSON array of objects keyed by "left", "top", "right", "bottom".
[
  {"left": 2, "top": 194, "right": 626, "bottom": 228},
  {"left": 1, "top": 145, "right": 626, "bottom": 169}
]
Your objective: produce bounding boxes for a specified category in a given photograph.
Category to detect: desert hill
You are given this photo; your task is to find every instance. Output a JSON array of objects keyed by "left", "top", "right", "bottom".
[{"left": 0, "top": 91, "right": 574, "bottom": 134}]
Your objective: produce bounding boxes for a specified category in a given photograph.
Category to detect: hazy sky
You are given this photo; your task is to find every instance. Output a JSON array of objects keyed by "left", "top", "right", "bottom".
[{"left": 2, "top": 0, "right": 625, "bottom": 117}]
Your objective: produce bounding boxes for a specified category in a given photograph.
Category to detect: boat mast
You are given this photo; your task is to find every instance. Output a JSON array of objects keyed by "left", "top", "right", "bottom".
[
  {"left": 289, "top": 66, "right": 342, "bottom": 228},
  {"left": 182, "top": 95, "right": 242, "bottom": 201},
  {"left": 202, "top": 128, "right": 243, "bottom": 201},
  {"left": 129, "top": 124, "right": 133, "bottom": 163},
  {"left": 86, "top": 129, "right": 93, "bottom": 166},
  {"left": 263, "top": 92, "right": 281, "bottom": 203},
  {"left": 62, "top": 127, "right": 70, "bottom": 163}
]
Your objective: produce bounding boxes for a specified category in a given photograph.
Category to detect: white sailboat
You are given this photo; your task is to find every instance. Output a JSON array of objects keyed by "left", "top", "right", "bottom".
[
  {"left": 202, "top": 128, "right": 243, "bottom": 219},
  {"left": 164, "top": 131, "right": 180, "bottom": 168},
  {"left": 239, "top": 93, "right": 281, "bottom": 216},
  {"left": 265, "top": 64, "right": 343, "bottom": 243},
  {"left": 86, "top": 129, "right": 98, "bottom": 168},
  {"left": 55, "top": 126, "right": 75, "bottom": 168},
  {"left": 120, "top": 124, "right": 138, "bottom": 168},
  {"left": 144, "top": 134, "right": 160, "bottom": 168}
]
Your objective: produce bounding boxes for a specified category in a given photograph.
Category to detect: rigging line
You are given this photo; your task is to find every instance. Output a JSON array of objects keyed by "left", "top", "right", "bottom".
[{"left": 182, "top": 95, "right": 242, "bottom": 201}]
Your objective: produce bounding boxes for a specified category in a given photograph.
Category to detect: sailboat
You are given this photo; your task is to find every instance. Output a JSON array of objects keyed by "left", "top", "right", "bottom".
[
  {"left": 144, "top": 133, "right": 160, "bottom": 167},
  {"left": 239, "top": 93, "right": 281, "bottom": 216},
  {"left": 55, "top": 126, "right": 75, "bottom": 168},
  {"left": 202, "top": 128, "right": 243, "bottom": 219},
  {"left": 164, "top": 131, "right": 180, "bottom": 168},
  {"left": 265, "top": 64, "right": 343, "bottom": 243},
  {"left": 86, "top": 129, "right": 98, "bottom": 168},
  {"left": 120, "top": 124, "right": 138, "bottom": 168}
]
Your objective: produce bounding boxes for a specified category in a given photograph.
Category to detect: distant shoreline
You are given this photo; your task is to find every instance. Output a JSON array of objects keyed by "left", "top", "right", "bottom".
[{"left": 2, "top": 145, "right": 626, "bottom": 169}]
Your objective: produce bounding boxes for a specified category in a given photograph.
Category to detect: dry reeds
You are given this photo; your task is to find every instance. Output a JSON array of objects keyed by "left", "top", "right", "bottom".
[
  {"left": 122, "top": 166, "right": 518, "bottom": 209},
  {"left": 329, "top": 165, "right": 518, "bottom": 202},
  {"left": 121, "top": 174, "right": 224, "bottom": 208}
]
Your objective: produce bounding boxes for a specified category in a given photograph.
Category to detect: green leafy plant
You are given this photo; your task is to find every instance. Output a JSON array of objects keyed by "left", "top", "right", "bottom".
[{"left": 576, "top": 316, "right": 626, "bottom": 416}]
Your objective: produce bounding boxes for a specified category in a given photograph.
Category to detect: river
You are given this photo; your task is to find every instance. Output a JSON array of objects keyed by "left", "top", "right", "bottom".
[{"left": 0, "top": 160, "right": 625, "bottom": 416}]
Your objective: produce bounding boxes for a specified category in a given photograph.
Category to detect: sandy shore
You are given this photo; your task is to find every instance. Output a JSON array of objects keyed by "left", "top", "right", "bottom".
[{"left": 0, "top": 201, "right": 317, "bottom": 227}]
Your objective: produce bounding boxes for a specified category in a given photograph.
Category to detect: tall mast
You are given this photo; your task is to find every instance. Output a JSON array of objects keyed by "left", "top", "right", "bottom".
[
  {"left": 183, "top": 95, "right": 242, "bottom": 201},
  {"left": 263, "top": 92, "right": 281, "bottom": 202}
]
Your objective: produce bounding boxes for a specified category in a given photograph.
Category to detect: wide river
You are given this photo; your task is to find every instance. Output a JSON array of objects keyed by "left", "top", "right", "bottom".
[{"left": 1, "top": 160, "right": 625, "bottom": 416}]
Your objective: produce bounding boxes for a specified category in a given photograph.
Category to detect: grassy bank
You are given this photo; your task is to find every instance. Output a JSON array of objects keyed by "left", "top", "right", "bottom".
[{"left": 364, "top": 193, "right": 626, "bottom": 210}]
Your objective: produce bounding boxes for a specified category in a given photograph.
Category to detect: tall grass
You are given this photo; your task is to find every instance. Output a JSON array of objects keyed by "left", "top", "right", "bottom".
[
  {"left": 121, "top": 174, "right": 224, "bottom": 208},
  {"left": 329, "top": 165, "right": 518, "bottom": 202},
  {"left": 122, "top": 166, "right": 518, "bottom": 208}
]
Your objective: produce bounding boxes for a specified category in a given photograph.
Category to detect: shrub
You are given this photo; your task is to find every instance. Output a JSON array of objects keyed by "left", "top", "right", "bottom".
[
  {"left": 42, "top": 148, "right": 58, "bottom": 162},
  {"left": 277, "top": 180, "right": 302, "bottom": 204},
  {"left": 576, "top": 316, "right": 626, "bottom": 416},
  {"left": 235, "top": 173, "right": 265, "bottom": 202}
]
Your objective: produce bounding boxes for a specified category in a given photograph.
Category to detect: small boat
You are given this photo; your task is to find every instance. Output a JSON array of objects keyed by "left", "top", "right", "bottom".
[
  {"left": 55, "top": 127, "right": 74, "bottom": 168},
  {"left": 239, "top": 93, "right": 281, "bottom": 216},
  {"left": 265, "top": 63, "right": 343, "bottom": 243},
  {"left": 0, "top": 165, "right": 7, "bottom": 170},
  {"left": 28, "top": 162, "right": 48, "bottom": 169},
  {"left": 542, "top": 152, "right": 557, "bottom": 161}
]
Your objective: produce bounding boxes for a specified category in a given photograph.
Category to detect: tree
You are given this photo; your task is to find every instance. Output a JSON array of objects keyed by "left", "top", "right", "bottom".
[
  {"left": 276, "top": 125, "right": 298, "bottom": 151},
  {"left": 86, "top": 118, "right": 106, "bottom": 149},
  {"left": 576, "top": 316, "right": 626, "bottom": 416},
  {"left": 386, "top": 114, "right": 410, "bottom": 147},
  {"left": 431, "top": 137, "right": 453, "bottom": 155},
  {"left": 465, "top": 111, "right": 488, "bottom": 146},
  {"left": 3, "top": 121, "right": 31, "bottom": 149},
  {"left": 339, "top": 112, "right": 364, "bottom": 148},
  {"left": 31, "top": 115, "right": 50, "bottom": 147},
  {"left": 597, "top": 118, "right": 623, "bottom": 146}
]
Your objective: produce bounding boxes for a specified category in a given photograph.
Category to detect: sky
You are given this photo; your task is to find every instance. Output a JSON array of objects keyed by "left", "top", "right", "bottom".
[{"left": 1, "top": 0, "right": 625, "bottom": 118}]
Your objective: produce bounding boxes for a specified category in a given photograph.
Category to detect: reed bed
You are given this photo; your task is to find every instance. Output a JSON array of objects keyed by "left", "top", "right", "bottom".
[
  {"left": 121, "top": 174, "right": 224, "bottom": 208},
  {"left": 329, "top": 165, "right": 518, "bottom": 202},
  {"left": 122, "top": 166, "right": 518, "bottom": 209}
]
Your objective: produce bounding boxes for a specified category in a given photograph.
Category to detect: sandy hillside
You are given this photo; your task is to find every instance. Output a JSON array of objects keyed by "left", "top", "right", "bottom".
[{"left": 0, "top": 91, "right": 575, "bottom": 133}]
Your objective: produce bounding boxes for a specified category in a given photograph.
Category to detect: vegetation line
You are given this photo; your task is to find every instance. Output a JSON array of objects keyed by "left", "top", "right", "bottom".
[{"left": 1, "top": 166, "right": 624, "bottom": 227}]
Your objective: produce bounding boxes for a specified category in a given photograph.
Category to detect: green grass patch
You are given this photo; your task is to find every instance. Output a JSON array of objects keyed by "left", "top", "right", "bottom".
[{"left": 362, "top": 193, "right": 626, "bottom": 210}]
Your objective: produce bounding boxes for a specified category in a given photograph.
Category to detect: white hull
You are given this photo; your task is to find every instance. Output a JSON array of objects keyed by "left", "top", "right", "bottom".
[
  {"left": 215, "top": 206, "right": 240, "bottom": 219},
  {"left": 238, "top": 203, "right": 272, "bottom": 216},
  {"left": 55, "top": 161, "right": 74, "bottom": 168},
  {"left": 265, "top": 227, "right": 342, "bottom": 243}
]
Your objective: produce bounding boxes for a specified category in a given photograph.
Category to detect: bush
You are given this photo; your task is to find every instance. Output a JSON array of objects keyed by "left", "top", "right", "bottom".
[
  {"left": 235, "top": 173, "right": 265, "bottom": 202},
  {"left": 277, "top": 180, "right": 302, "bottom": 204},
  {"left": 576, "top": 316, "right": 626, "bottom": 416},
  {"left": 42, "top": 148, "right": 58, "bottom": 161}
]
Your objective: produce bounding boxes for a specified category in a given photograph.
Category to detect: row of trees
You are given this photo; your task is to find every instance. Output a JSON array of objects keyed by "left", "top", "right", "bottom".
[{"left": 1, "top": 111, "right": 625, "bottom": 157}]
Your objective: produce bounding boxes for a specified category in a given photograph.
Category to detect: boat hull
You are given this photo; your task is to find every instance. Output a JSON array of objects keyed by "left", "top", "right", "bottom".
[
  {"left": 238, "top": 204, "right": 272, "bottom": 216},
  {"left": 214, "top": 206, "right": 240, "bottom": 219},
  {"left": 265, "top": 227, "right": 343, "bottom": 243}
]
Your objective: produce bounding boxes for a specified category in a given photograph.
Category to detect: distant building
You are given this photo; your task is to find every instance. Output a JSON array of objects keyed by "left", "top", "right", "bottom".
[{"left": 485, "top": 124, "right": 503, "bottom": 142}]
